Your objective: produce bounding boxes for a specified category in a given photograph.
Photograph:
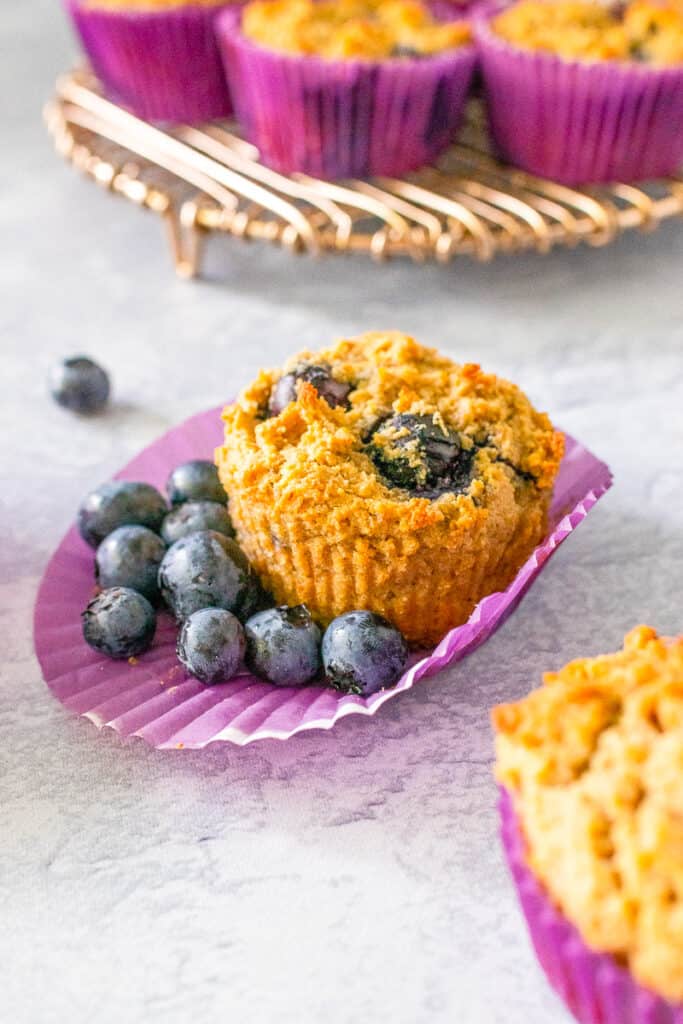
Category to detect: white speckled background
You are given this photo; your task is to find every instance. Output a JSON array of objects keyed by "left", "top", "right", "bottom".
[{"left": 2, "top": 3, "right": 682, "bottom": 1022}]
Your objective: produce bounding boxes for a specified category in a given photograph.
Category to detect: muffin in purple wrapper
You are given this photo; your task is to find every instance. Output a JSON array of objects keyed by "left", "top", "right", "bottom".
[
  {"left": 493, "top": 627, "right": 683, "bottom": 1024},
  {"left": 215, "top": 0, "right": 477, "bottom": 178},
  {"left": 475, "top": 0, "right": 683, "bottom": 184},
  {"left": 65, "top": 0, "right": 239, "bottom": 123}
]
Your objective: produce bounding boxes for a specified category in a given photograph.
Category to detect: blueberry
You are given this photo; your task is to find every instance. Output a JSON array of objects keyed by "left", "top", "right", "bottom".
[
  {"left": 268, "top": 364, "right": 352, "bottom": 416},
  {"left": 322, "top": 610, "right": 408, "bottom": 696},
  {"left": 245, "top": 605, "right": 322, "bottom": 686},
  {"left": 166, "top": 460, "right": 225, "bottom": 506},
  {"left": 177, "top": 608, "right": 246, "bottom": 685},
  {"left": 367, "top": 413, "right": 474, "bottom": 496},
  {"left": 237, "top": 573, "right": 274, "bottom": 623},
  {"left": 158, "top": 530, "right": 253, "bottom": 622},
  {"left": 49, "top": 356, "right": 110, "bottom": 415},
  {"left": 78, "top": 481, "right": 167, "bottom": 548},
  {"left": 82, "top": 586, "right": 156, "bottom": 659},
  {"left": 95, "top": 525, "right": 166, "bottom": 602},
  {"left": 161, "top": 501, "right": 234, "bottom": 545}
]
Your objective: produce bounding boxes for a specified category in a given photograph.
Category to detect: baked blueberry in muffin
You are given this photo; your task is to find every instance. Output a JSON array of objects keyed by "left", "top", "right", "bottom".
[{"left": 216, "top": 332, "right": 564, "bottom": 646}]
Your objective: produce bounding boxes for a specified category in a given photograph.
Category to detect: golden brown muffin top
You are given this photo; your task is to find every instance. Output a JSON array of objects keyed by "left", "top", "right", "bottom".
[
  {"left": 217, "top": 332, "right": 563, "bottom": 543},
  {"left": 494, "top": 626, "right": 683, "bottom": 1002},
  {"left": 493, "top": 0, "right": 683, "bottom": 64},
  {"left": 241, "top": 0, "right": 472, "bottom": 59}
]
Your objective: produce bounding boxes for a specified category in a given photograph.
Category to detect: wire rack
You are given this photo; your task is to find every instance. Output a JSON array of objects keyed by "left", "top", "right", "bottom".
[{"left": 46, "top": 66, "right": 683, "bottom": 277}]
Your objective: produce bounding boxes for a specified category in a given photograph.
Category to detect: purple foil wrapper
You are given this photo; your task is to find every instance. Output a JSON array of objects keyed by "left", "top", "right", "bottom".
[
  {"left": 215, "top": 6, "right": 477, "bottom": 178},
  {"left": 34, "top": 407, "right": 611, "bottom": 749},
  {"left": 500, "top": 789, "right": 683, "bottom": 1024},
  {"left": 65, "top": 0, "right": 235, "bottom": 123},
  {"left": 475, "top": 15, "right": 683, "bottom": 185}
]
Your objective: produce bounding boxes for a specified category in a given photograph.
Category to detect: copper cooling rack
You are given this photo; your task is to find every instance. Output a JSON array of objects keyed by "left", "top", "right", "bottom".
[{"left": 46, "top": 66, "right": 683, "bottom": 277}]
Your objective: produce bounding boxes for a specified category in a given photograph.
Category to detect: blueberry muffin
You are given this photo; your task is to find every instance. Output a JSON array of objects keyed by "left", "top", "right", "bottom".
[
  {"left": 476, "top": 0, "right": 683, "bottom": 183},
  {"left": 216, "top": 332, "right": 563, "bottom": 646},
  {"left": 215, "top": 0, "right": 476, "bottom": 177},
  {"left": 494, "top": 626, "right": 683, "bottom": 1018},
  {"left": 66, "top": 0, "right": 236, "bottom": 123}
]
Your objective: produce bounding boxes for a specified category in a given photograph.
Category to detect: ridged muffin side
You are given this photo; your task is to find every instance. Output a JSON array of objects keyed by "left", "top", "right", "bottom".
[
  {"left": 216, "top": 331, "right": 563, "bottom": 646},
  {"left": 494, "top": 626, "right": 683, "bottom": 1004}
]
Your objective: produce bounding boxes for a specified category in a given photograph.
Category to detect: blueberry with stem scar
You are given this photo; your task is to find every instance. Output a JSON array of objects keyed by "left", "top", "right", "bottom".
[
  {"left": 161, "top": 501, "right": 234, "bottom": 545},
  {"left": 245, "top": 605, "right": 322, "bottom": 686},
  {"left": 177, "top": 608, "right": 246, "bottom": 684},
  {"left": 322, "top": 610, "right": 408, "bottom": 696},
  {"left": 82, "top": 587, "right": 156, "bottom": 659},
  {"left": 78, "top": 481, "right": 167, "bottom": 548},
  {"left": 166, "top": 460, "right": 226, "bottom": 506},
  {"left": 158, "top": 530, "right": 253, "bottom": 622},
  {"left": 95, "top": 525, "right": 166, "bottom": 602}
]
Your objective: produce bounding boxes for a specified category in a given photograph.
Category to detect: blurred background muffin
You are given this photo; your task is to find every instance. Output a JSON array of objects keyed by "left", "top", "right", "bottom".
[
  {"left": 476, "top": 0, "right": 683, "bottom": 183},
  {"left": 215, "top": 0, "right": 477, "bottom": 177},
  {"left": 66, "top": 0, "right": 239, "bottom": 122}
]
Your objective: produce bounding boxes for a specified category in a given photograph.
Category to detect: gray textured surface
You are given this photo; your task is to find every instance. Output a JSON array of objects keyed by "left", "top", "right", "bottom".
[{"left": 2, "top": 3, "right": 683, "bottom": 1023}]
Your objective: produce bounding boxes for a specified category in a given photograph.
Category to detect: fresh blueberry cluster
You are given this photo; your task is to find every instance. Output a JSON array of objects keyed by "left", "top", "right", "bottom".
[{"left": 78, "top": 460, "right": 408, "bottom": 693}]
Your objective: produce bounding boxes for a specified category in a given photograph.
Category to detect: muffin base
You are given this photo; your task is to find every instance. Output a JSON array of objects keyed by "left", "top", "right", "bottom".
[
  {"left": 475, "top": 15, "right": 683, "bottom": 185},
  {"left": 215, "top": 6, "right": 476, "bottom": 178},
  {"left": 224, "top": 477, "right": 550, "bottom": 647},
  {"left": 66, "top": 0, "right": 234, "bottom": 123},
  {"left": 500, "top": 789, "right": 683, "bottom": 1024}
]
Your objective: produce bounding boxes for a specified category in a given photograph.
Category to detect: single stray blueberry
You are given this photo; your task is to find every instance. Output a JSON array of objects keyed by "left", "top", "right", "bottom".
[
  {"left": 49, "top": 355, "right": 110, "bottom": 415},
  {"left": 322, "top": 610, "right": 408, "bottom": 696},
  {"left": 82, "top": 586, "right": 156, "bottom": 659},
  {"left": 158, "top": 530, "right": 253, "bottom": 622},
  {"left": 161, "top": 501, "right": 235, "bottom": 545},
  {"left": 95, "top": 525, "right": 166, "bottom": 602},
  {"left": 268, "top": 363, "right": 352, "bottom": 416},
  {"left": 245, "top": 605, "right": 322, "bottom": 686},
  {"left": 166, "top": 460, "right": 225, "bottom": 506},
  {"left": 78, "top": 480, "right": 168, "bottom": 548},
  {"left": 177, "top": 608, "right": 246, "bottom": 684}
]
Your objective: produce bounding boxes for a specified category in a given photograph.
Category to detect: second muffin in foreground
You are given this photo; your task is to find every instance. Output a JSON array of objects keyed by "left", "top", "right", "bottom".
[
  {"left": 494, "top": 626, "right": 683, "bottom": 1023},
  {"left": 216, "top": 332, "right": 563, "bottom": 646}
]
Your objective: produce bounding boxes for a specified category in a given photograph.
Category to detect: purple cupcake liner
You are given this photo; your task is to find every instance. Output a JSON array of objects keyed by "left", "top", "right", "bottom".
[
  {"left": 65, "top": 0, "right": 236, "bottom": 123},
  {"left": 215, "top": 6, "right": 477, "bottom": 178},
  {"left": 475, "top": 13, "right": 683, "bottom": 185},
  {"left": 34, "top": 406, "right": 611, "bottom": 749},
  {"left": 500, "top": 789, "right": 683, "bottom": 1024}
]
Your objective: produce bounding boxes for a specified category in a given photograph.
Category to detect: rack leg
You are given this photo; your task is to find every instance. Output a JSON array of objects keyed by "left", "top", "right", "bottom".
[{"left": 163, "top": 204, "right": 205, "bottom": 279}]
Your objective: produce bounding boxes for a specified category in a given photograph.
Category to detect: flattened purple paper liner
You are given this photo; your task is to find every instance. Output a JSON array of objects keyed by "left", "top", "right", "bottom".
[
  {"left": 499, "top": 789, "right": 683, "bottom": 1024},
  {"left": 475, "top": 13, "right": 683, "bottom": 185},
  {"left": 34, "top": 406, "right": 611, "bottom": 749},
  {"left": 65, "top": 0, "right": 235, "bottom": 123},
  {"left": 215, "top": 6, "right": 476, "bottom": 178}
]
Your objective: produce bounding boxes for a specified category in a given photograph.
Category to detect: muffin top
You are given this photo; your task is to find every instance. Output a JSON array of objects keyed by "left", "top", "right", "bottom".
[
  {"left": 494, "top": 626, "right": 683, "bottom": 1002},
  {"left": 217, "top": 332, "right": 562, "bottom": 542},
  {"left": 493, "top": 0, "right": 683, "bottom": 65},
  {"left": 241, "top": 0, "right": 472, "bottom": 59}
]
